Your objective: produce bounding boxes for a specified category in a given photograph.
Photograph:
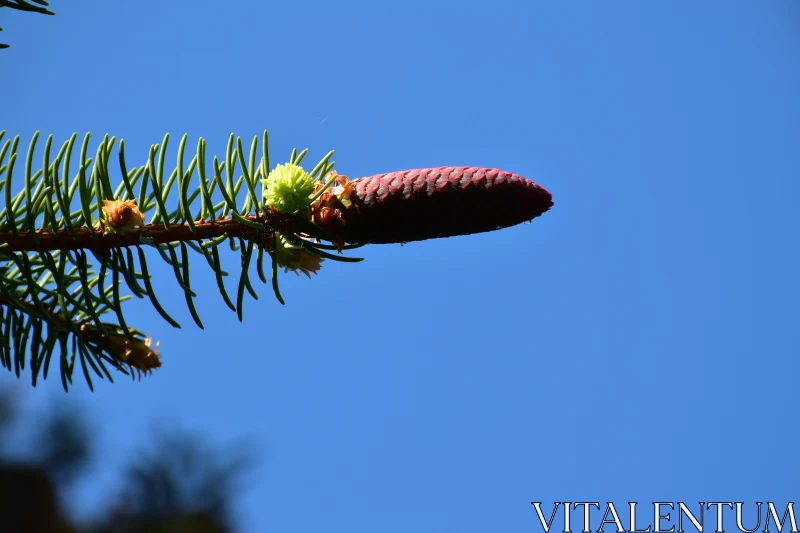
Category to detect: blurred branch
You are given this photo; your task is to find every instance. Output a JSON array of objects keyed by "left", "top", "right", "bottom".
[
  {"left": 0, "top": 389, "right": 252, "bottom": 533},
  {"left": 0, "top": 0, "right": 56, "bottom": 49},
  {"left": 37, "top": 405, "right": 90, "bottom": 487},
  {"left": 0, "top": 0, "right": 54, "bottom": 15},
  {"left": 95, "top": 432, "right": 250, "bottom": 533}
]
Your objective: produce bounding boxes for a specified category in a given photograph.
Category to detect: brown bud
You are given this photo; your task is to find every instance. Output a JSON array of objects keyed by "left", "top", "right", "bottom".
[{"left": 101, "top": 199, "right": 145, "bottom": 235}]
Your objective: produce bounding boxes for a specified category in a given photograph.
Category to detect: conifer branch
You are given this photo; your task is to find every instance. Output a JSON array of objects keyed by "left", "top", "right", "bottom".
[{"left": 0, "top": 129, "right": 553, "bottom": 391}]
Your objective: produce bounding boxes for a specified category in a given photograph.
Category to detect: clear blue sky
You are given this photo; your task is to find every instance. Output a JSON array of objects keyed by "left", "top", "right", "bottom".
[{"left": 3, "top": 1, "right": 800, "bottom": 531}]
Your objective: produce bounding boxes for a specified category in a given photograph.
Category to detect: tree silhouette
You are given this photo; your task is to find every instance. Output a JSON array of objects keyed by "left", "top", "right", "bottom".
[{"left": 0, "top": 389, "right": 249, "bottom": 533}]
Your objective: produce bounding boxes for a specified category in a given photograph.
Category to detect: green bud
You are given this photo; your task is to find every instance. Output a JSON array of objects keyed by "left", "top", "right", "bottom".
[{"left": 262, "top": 163, "right": 315, "bottom": 214}]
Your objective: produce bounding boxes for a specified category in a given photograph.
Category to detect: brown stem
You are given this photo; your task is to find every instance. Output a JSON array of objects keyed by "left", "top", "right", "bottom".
[
  {"left": 0, "top": 214, "right": 293, "bottom": 253},
  {"left": 0, "top": 296, "right": 73, "bottom": 329},
  {"left": 0, "top": 295, "right": 158, "bottom": 374}
]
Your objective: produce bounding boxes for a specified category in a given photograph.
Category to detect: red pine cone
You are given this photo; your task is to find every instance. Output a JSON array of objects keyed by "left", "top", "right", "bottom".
[{"left": 337, "top": 167, "right": 553, "bottom": 244}]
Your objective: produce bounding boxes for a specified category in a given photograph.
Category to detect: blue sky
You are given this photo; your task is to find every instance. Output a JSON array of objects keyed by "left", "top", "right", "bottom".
[{"left": 3, "top": 1, "right": 800, "bottom": 531}]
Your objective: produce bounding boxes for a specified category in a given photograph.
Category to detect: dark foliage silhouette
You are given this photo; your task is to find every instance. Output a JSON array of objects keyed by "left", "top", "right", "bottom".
[{"left": 0, "top": 389, "right": 249, "bottom": 533}]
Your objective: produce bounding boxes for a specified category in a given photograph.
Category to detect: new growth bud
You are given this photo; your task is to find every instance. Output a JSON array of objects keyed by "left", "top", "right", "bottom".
[
  {"left": 101, "top": 199, "right": 145, "bottom": 235},
  {"left": 262, "top": 163, "right": 316, "bottom": 214}
]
